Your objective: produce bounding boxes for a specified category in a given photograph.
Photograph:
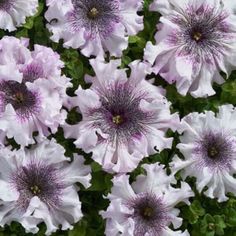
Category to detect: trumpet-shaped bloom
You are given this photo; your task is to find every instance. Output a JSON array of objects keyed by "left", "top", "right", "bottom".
[
  {"left": 0, "top": 0, "right": 38, "bottom": 31},
  {"left": 0, "top": 139, "right": 91, "bottom": 235},
  {"left": 0, "top": 36, "right": 71, "bottom": 146},
  {"left": 171, "top": 105, "right": 236, "bottom": 202},
  {"left": 63, "top": 59, "right": 179, "bottom": 173},
  {"left": 45, "top": 0, "right": 143, "bottom": 57},
  {"left": 101, "top": 163, "right": 193, "bottom": 236},
  {"left": 145, "top": 0, "right": 236, "bottom": 97}
]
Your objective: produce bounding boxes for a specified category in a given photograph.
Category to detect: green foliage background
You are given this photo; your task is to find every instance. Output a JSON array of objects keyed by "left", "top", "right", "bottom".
[{"left": 1, "top": 0, "right": 236, "bottom": 235}]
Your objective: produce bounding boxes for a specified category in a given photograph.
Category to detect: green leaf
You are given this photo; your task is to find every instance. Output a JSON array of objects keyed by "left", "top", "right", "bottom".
[
  {"left": 68, "top": 220, "right": 87, "bottom": 236},
  {"left": 122, "top": 55, "right": 132, "bottom": 66},
  {"left": 225, "top": 208, "right": 236, "bottom": 227},
  {"left": 128, "top": 35, "right": 140, "bottom": 44},
  {"left": 87, "top": 171, "right": 112, "bottom": 191},
  {"left": 15, "top": 28, "right": 28, "bottom": 38},
  {"left": 200, "top": 214, "right": 215, "bottom": 234},
  {"left": 91, "top": 162, "right": 102, "bottom": 172},
  {"left": 221, "top": 80, "right": 236, "bottom": 104},
  {"left": 214, "top": 215, "right": 226, "bottom": 235},
  {"left": 23, "top": 17, "right": 34, "bottom": 29},
  {"left": 181, "top": 206, "right": 199, "bottom": 224},
  {"left": 190, "top": 200, "right": 206, "bottom": 217}
]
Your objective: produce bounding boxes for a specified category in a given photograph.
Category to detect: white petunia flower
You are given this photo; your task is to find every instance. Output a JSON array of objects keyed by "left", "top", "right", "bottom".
[
  {"left": 171, "top": 105, "right": 236, "bottom": 202},
  {"left": 101, "top": 163, "right": 194, "bottom": 236},
  {"left": 63, "top": 58, "right": 179, "bottom": 173},
  {"left": 145, "top": 0, "right": 236, "bottom": 97},
  {"left": 0, "top": 0, "right": 38, "bottom": 31},
  {"left": 0, "top": 36, "right": 71, "bottom": 146},
  {"left": 0, "top": 139, "right": 91, "bottom": 235},
  {"left": 45, "top": 0, "right": 143, "bottom": 57}
]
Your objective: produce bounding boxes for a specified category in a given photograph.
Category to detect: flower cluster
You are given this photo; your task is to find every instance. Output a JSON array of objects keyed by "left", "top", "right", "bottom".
[
  {"left": 0, "top": 0, "right": 236, "bottom": 235},
  {"left": 0, "top": 36, "right": 94, "bottom": 235}
]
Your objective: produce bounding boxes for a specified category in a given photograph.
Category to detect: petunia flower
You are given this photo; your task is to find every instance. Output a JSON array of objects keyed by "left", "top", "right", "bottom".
[
  {"left": 0, "top": 139, "right": 91, "bottom": 235},
  {"left": 144, "top": 0, "right": 236, "bottom": 97},
  {"left": 101, "top": 163, "right": 193, "bottom": 236},
  {"left": 63, "top": 58, "right": 179, "bottom": 173},
  {"left": 0, "top": 0, "right": 38, "bottom": 31},
  {"left": 171, "top": 105, "right": 236, "bottom": 202},
  {"left": 0, "top": 36, "right": 71, "bottom": 146},
  {"left": 45, "top": 0, "right": 143, "bottom": 57}
]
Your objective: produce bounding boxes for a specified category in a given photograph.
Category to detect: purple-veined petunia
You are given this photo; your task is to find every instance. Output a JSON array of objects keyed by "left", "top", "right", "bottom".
[
  {"left": 101, "top": 163, "right": 193, "bottom": 236},
  {"left": 45, "top": 0, "right": 143, "bottom": 57},
  {"left": 0, "top": 139, "right": 91, "bottom": 235},
  {"left": 0, "top": 36, "right": 71, "bottom": 146},
  {"left": 145, "top": 0, "right": 236, "bottom": 97},
  {"left": 63, "top": 58, "right": 179, "bottom": 173},
  {"left": 171, "top": 105, "right": 236, "bottom": 202}
]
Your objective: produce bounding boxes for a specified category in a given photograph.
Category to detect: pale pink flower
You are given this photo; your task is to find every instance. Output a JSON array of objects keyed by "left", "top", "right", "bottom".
[
  {"left": 64, "top": 58, "right": 179, "bottom": 173},
  {"left": 101, "top": 163, "right": 193, "bottom": 236},
  {"left": 145, "top": 0, "right": 236, "bottom": 97},
  {"left": 171, "top": 105, "right": 236, "bottom": 202},
  {"left": 45, "top": 0, "right": 143, "bottom": 57}
]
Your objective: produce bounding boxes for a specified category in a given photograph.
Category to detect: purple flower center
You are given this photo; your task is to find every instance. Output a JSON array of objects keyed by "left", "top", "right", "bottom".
[
  {"left": 112, "top": 114, "right": 124, "bottom": 125},
  {"left": 11, "top": 161, "right": 65, "bottom": 210},
  {"left": 191, "top": 30, "right": 203, "bottom": 42},
  {"left": 87, "top": 7, "right": 99, "bottom": 19},
  {"left": 194, "top": 131, "right": 234, "bottom": 170},
  {"left": 67, "top": 0, "right": 120, "bottom": 39},
  {"left": 168, "top": 3, "right": 230, "bottom": 63},
  {"left": 207, "top": 146, "right": 219, "bottom": 159},
  {"left": 88, "top": 82, "right": 153, "bottom": 143},
  {"left": 127, "top": 192, "right": 169, "bottom": 236},
  {"left": 0, "top": 81, "right": 40, "bottom": 120}
]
